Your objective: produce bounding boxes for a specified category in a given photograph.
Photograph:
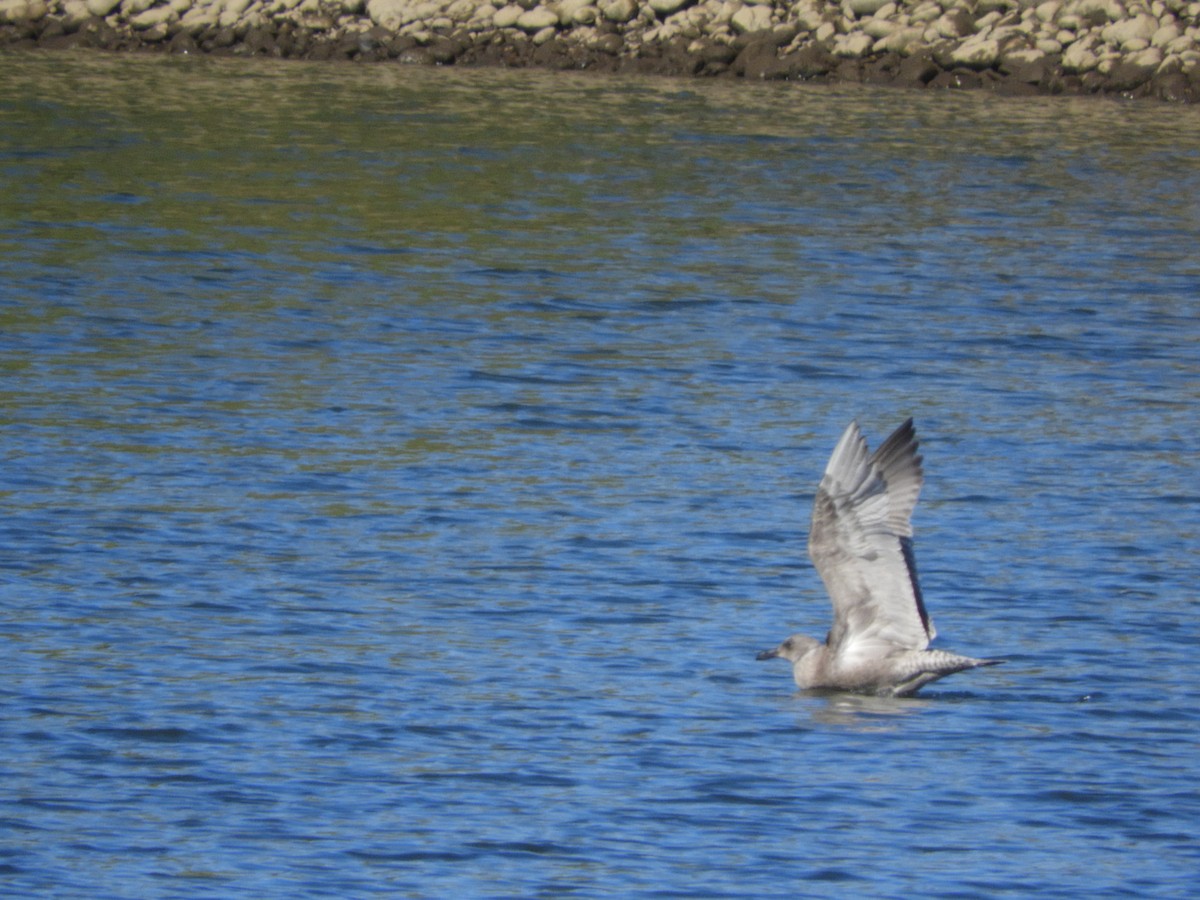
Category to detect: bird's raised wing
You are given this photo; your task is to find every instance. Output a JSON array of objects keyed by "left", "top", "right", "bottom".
[{"left": 807, "top": 418, "right": 934, "bottom": 656}]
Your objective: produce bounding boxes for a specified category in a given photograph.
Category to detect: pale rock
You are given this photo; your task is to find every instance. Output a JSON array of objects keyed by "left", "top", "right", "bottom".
[
  {"left": 844, "top": 0, "right": 888, "bottom": 16},
  {"left": 950, "top": 34, "right": 1001, "bottom": 67},
  {"left": 649, "top": 0, "right": 689, "bottom": 13},
  {"left": 872, "top": 1, "right": 895, "bottom": 18},
  {"left": 716, "top": 0, "right": 741, "bottom": 26},
  {"left": 833, "top": 30, "right": 874, "bottom": 55},
  {"left": 1166, "top": 33, "right": 1193, "bottom": 52},
  {"left": 1127, "top": 44, "right": 1163, "bottom": 65},
  {"left": 1034, "top": 0, "right": 1059, "bottom": 21},
  {"left": 1150, "top": 23, "right": 1180, "bottom": 45},
  {"left": 556, "top": 0, "right": 588, "bottom": 13},
  {"left": 61, "top": 0, "right": 92, "bottom": 25},
  {"left": 874, "top": 25, "right": 923, "bottom": 53},
  {"left": 133, "top": 4, "right": 176, "bottom": 25},
  {"left": 1101, "top": 14, "right": 1159, "bottom": 46},
  {"left": 908, "top": 0, "right": 941, "bottom": 23},
  {"left": 571, "top": 3, "right": 597, "bottom": 21},
  {"left": 121, "top": 0, "right": 155, "bottom": 14},
  {"left": 1003, "top": 46, "right": 1047, "bottom": 63},
  {"left": 814, "top": 20, "right": 834, "bottom": 40},
  {"left": 367, "top": 0, "right": 433, "bottom": 28},
  {"left": 974, "top": 9, "right": 1002, "bottom": 30},
  {"left": 932, "top": 10, "right": 974, "bottom": 39},
  {"left": 492, "top": 1, "right": 521, "bottom": 24},
  {"left": 600, "top": 0, "right": 638, "bottom": 20},
  {"left": 532, "top": 22, "right": 556, "bottom": 40},
  {"left": 791, "top": 0, "right": 824, "bottom": 31},
  {"left": 599, "top": 0, "right": 635, "bottom": 21},
  {"left": 516, "top": 5, "right": 557, "bottom": 28},
  {"left": 0, "top": 0, "right": 41, "bottom": 20},
  {"left": 1061, "top": 37, "right": 1099, "bottom": 69},
  {"left": 1156, "top": 52, "right": 1182, "bottom": 74},
  {"left": 989, "top": 24, "right": 1027, "bottom": 48},
  {"left": 730, "top": 2, "right": 771, "bottom": 32},
  {"left": 1035, "top": 36, "right": 1063, "bottom": 51},
  {"left": 223, "top": 0, "right": 252, "bottom": 14},
  {"left": 446, "top": 0, "right": 476, "bottom": 20},
  {"left": 179, "top": 4, "right": 217, "bottom": 28},
  {"left": 861, "top": 15, "right": 898, "bottom": 38}
]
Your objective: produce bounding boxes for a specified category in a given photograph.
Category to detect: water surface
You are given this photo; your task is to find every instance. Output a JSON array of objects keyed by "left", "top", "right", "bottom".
[{"left": 3, "top": 52, "right": 1200, "bottom": 898}]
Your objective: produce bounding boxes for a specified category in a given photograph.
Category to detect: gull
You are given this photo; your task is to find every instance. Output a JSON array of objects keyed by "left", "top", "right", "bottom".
[{"left": 756, "top": 418, "right": 1001, "bottom": 697}]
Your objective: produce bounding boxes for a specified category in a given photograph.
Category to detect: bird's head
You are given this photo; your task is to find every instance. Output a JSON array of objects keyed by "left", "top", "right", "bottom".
[{"left": 756, "top": 633, "right": 821, "bottom": 664}]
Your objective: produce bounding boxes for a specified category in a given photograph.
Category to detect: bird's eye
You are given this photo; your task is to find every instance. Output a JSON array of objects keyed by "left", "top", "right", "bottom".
[{"left": 783, "top": 639, "right": 794, "bottom": 650}]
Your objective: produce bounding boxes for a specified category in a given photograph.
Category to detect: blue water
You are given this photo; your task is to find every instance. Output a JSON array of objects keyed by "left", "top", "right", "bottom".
[{"left": 3, "top": 53, "right": 1200, "bottom": 897}]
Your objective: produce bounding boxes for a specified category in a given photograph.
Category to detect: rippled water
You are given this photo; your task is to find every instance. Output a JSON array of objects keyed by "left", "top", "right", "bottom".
[{"left": 3, "top": 52, "right": 1200, "bottom": 897}]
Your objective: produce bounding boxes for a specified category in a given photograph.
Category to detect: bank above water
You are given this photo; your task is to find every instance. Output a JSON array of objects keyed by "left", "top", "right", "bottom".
[{"left": 2, "top": 0, "right": 1199, "bottom": 100}]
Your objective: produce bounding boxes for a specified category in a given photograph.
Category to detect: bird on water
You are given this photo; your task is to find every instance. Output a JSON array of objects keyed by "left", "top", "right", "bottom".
[{"left": 757, "top": 418, "right": 1001, "bottom": 697}]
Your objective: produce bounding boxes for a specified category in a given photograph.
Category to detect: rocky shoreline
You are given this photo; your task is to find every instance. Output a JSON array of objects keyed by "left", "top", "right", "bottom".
[{"left": 2, "top": 0, "right": 1199, "bottom": 101}]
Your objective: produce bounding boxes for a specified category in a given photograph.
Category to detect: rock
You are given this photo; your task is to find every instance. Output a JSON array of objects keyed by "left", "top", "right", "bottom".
[
  {"left": 833, "top": 31, "right": 874, "bottom": 56},
  {"left": 569, "top": 4, "right": 597, "bottom": 23},
  {"left": 733, "top": 36, "right": 781, "bottom": 76},
  {"left": 928, "top": 67, "right": 982, "bottom": 89},
  {"left": 875, "top": 25, "right": 923, "bottom": 55},
  {"left": 492, "top": 2, "right": 522, "bottom": 26},
  {"left": 730, "top": 4, "right": 772, "bottom": 33},
  {"left": 1006, "top": 54, "right": 1052, "bottom": 83},
  {"left": 516, "top": 5, "right": 558, "bottom": 30},
  {"left": 85, "top": 0, "right": 121, "bottom": 15},
  {"left": 861, "top": 16, "right": 898, "bottom": 40},
  {"left": 1153, "top": 70, "right": 1197, "bottom": 102},
  {"left": 1105, "top": 57, "right": 1157, "bottom": 90},
  {"left": 1127, "top": 45, "right": 1163, "bottom": 66},
  {"left": 1034, "top": 0, "right": 1059, "bottom": 22},
  {"left": 791, "top": 0, "right": 824, "bottom": 32},
  {"left": 845, "top": 0, "right": 888, "bottom": 16},
  {"left": 0, "top": 0, "right": 45, "bottom": 20},
  {"left": 60, "top": 0, "right": 92, "bottom": 27},
  {"left": 790, "top": 41, "right": 836, "bottom": 75},
  {"left": 1062, "top": 38, "right": 1099, "bottom": 71},
  {"left": 367, "top": 0, "right": 413, "bottom": 29},
  {"left": 445, "top": 0, "right": 477, "bottom": 21},
  {"left": 950, "top": 35, "right": 1000, "bottom": 68},
  {"left": 131, "top": 4, "right": 174, "bottom": 27},
  {"left": 932, "top": 9, "right": 974, "bottom": 40},
  {"left": 599, "top": 0, "right": 636, "bottom": 22},
  {"left": 1101, "top": 15, "right": 1159, "bottom": 49},
  {"left": 588, "top": 29, "right": 622, "bottom": 51},
  {"left": 896, "top": 52, "right": 938, "bottom": 83},
  {"left": 649, "top": 0, "right": 690, "bottom": 14},
  {"left": 1151, "top": 23, "right": 1180, "bottom": 47},
  {"left": 1073, "top": 0, "right": 1122, "bottom": 25},
  {"left": 167, "top": 28, "right": 198, "bottom": 51}
]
